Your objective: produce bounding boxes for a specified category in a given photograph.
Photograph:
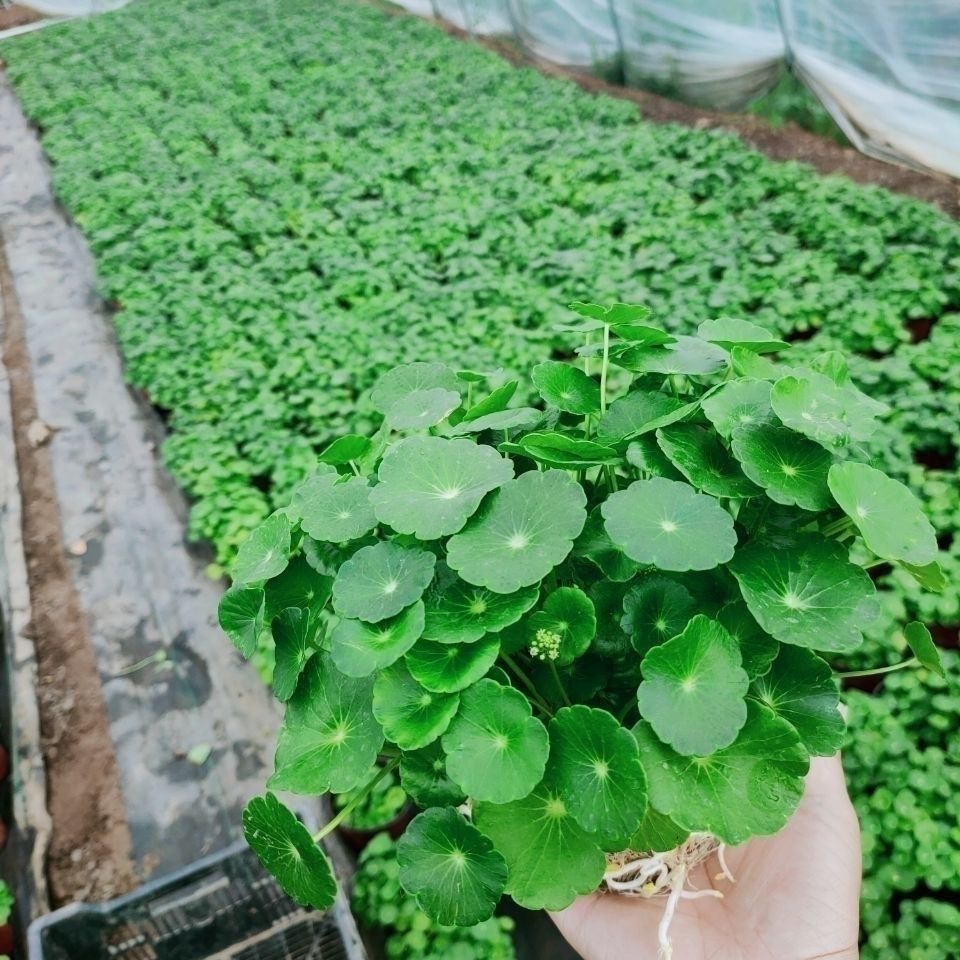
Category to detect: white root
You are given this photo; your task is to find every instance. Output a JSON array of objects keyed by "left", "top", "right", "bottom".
[{"left": 602, "top": 833, "right": 733, "bottom": 960}]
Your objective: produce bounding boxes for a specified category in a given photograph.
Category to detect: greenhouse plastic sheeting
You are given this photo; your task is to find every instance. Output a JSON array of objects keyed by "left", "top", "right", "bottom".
[
  {"left": 17, "top": 0, "right": 129, "bottom": 14},
  {"left": 394, "top": 0, "right": 960, "bottom": 178}
]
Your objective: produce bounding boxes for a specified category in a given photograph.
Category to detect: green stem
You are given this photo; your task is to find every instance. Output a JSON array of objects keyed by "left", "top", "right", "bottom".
[
  {"left": 751, "top": 498, "right": 770, "bottom": 536},
  {"left": 822, "top": 516, "right": 854, "bottom": 539},
  {"left": 617, "top": 698, "right": 638, "bottom": 725},
  {"left": 549, "top": 661, "right": 573, "bottom": 707},
  {"left": 312, "top": 759, "right": 399, "bottom": 843},
  {"left": 599, "top": 323, "right": 610, "bottom": 416},
  {"left": 668, "top": 375, "right": 680, "bottom": 400},
  {"left": 116, "top": 649, "right": 168, "bottom": 677},
  {"left": 584, "top": 331, "right": 593, "bottom": 378},
  {"left": 862, "top": 557, "right": 888, "bottom": 570},
  {"left": 501, "top": 653, "right": 554, "bottom": 717},
  {"left": 837, "top": 658, "right": 918, "bottom": 679},
  {"left": 348, "top": 460, "right": 362, "bottom": 477}
]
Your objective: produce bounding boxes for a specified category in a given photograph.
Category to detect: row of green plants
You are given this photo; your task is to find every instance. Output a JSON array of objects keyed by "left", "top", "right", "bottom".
[{"left": 4, "top": 0, "right": 959, "bottom": 950}]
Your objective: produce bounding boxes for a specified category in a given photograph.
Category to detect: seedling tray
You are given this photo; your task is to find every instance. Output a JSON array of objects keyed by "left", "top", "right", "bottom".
[{"left": 27, "top": 840, "right": 366, "bottom": 960}]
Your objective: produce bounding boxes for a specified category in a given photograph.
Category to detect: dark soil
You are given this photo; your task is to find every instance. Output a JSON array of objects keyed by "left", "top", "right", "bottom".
[
  {"left": 0, "top": 241, "right": 136, "bottom": 904},
  {"left": 432, "top": 20, "right": 959, "bottom": 218},
  {"left": 0, "top": 5, "right": 44, "bottom": 30}
]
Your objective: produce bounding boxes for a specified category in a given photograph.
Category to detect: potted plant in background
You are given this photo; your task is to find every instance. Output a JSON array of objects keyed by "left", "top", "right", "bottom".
[
  {"left": 332, "top": 767, "right": 413, "bottom": 851},
  {"left": 220, "top": 302, "right": 946, "bottom": 955}
]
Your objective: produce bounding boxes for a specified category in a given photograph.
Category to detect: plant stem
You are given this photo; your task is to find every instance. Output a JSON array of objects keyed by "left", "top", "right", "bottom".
[
  {"left": 600, "top": 323, "right": 610, "bottom": 416},
  {"left": 501, "top": 653, "right": 554, "bottom": 717},
  {"left": 549, "top": 661, "right": 573, "bottom": 707},
  {"left": 617, "top": 698, "right": 638, "bottom": 725},
  {"left": 348, "top": 460, "right": 362, "bottom": 477},
  {"left": 837, "top": 658, "right": 918, "bottom": 679},
  {"left": 312, "top": 759, "right": 399, "bottom": 843},
  {"left": 862, "top": 557, "right": 888, "bottom": 570},
  {"left": 822, "top": 516, "right": 854, "bottom": 539}
]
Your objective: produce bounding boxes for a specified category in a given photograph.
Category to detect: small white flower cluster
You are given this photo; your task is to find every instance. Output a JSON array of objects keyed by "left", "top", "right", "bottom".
[{"left": 529, "top": 628, "right": 562, "bottom": 661}]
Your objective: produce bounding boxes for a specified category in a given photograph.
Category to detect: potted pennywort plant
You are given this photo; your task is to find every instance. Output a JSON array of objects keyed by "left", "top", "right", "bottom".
[{"left": 220, "top": 302, "right": 946, "bottom": 955}]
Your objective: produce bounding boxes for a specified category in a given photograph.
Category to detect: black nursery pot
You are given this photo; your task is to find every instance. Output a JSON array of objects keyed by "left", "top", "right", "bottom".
[{"left": 338, "top": 804, "right": 416, "bottom": 853}]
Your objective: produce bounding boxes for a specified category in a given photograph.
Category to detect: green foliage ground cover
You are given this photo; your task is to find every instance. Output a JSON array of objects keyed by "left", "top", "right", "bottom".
[{"left": 4, "top": 0, "right": 960, "bottom": 951}]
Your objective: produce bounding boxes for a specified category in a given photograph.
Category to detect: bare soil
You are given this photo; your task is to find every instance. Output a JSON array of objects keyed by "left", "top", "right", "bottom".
[
  {"left": 0, "top": 241, "right": 136, "bottom": 904},
  {"left": 433, "top": 20, "right": 959, "bottom": 218},
  {"left": 0, "top": 5, "right": 44, "bottom": 31}
]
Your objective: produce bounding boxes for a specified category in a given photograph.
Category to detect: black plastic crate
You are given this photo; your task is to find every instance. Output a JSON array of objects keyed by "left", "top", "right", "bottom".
[{"left": 28, "top": 841, "right": 366, "bottom": 960}]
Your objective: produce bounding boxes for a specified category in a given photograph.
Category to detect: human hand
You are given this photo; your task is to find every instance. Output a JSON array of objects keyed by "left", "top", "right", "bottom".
[{"left": 550, "top": 755, "right": 861, "bottom": 960}]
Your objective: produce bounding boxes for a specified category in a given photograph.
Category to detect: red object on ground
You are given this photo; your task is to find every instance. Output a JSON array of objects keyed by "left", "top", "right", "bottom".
[
  {"left": 0, "top": 745, "right": 9, "bottom": 782},
  {"left": 0, "top": 923, "right": 13, "bottom": 953},
  {"left": 0, "top": 820, "right": 8, "bottom": 852}
]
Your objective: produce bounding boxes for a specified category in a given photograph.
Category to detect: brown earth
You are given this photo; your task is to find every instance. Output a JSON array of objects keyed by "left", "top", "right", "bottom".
[
  {"left": 0, "top": 241, "right": 136, "bottom": 904},
  {"left": 0, "top": 5, "right": 44, "bottom": 31},
  {"left": 431, "top": 19, "right": 960, "bottom": 218}
]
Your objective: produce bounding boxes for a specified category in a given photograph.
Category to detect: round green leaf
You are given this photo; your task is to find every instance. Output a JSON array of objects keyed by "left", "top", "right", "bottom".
[
  {"left": 243, "top": 794, "right": 336, "bottom": 911},
  {"left": 620, "top": 336, "right": 727, "bottom": 375},
  {"left": 373, "top": 660, "right": 460, "bottom": 750},
  {"left": 441, "top": 679, "right": 549, "bottom": 802},
  {"left": 731, "top": 422, "right": 833, "bottom": 511},
  {"left": 729, "top": 535, "right": 878, "bottom": 652},
  {"left": 399, "top": 741, "right": 466, "bottom": 808},
  {"left": 827, "top": 461, "right": 937, "bottom": 565},
  {"left": 423, "top": 579, "right": 539, "bottom": 644},
  {"left": 460, "top": 380, "right": 518, "bottom": 422},
  {"left": 621, "top": 576, "right": 696, "bottom": 656},
  {"left": 656, "top": 424, "right": 760, "bottom": 499},
  {"left": 447, "top": 470, "right": 587, "bottom": 593},
  {"left": 504, "top": 433, "right": 618, "bottom": 468},
  {"left": 638, "top": 615, "right": 749, "bottom": 756},
  {"left": 397, "top": 808, "right": 507, "bottom": 926},
  {"left": 903, "top": 621, "right": 946, "bottom": 678},
  {"left": 531, "top": 361, "right": 601, "bottom": 414},
  {"left": 574, "top": 508, "right": 641, "bottom": 582},
  {"left": 629, "top": 806, "right": 689, "bottom": 853},
  {"left": 596, "top": 391, "right": 682, "bottom": 447},
  {"left": 406, "top": 634, "right": 500, "bottom": 693},
  {"left": 625, "top": 435, "right": 685, "bottom": 481},
  {"left": 771, "top": 373, "right": 888, "bottom": 448},
  {"left": 448, "top": 407, "right": 542, "bottom": 436},
  {"left": 717, "top": 601, "right": 779, "bottom": 680},
  {"left": 332, "top": 542, "right": 436, "bottom": 623},
  {"left": 233, "top": 514, "right": 292, "bottom": 585},
  {"left": 272, "top": 608, "right": 320, "bottom": 702},
  {"left": 548, "top": 705, "right": 647, "bottom": 846},
  {"left": 264, "top": 555, "right": 333, "bottom": 622},
  {"left": 697, "top": 317, "right": 788, "bottom": 354},
  {"left": 269, "top": 656, "right": 384, "bottom": 794},
  {"left": 386, "top": 388, "right": 461, "bottom": 430},
  {"left": 602, "top": 478, "right": 737, "bottom": 572},
  {"left": 473, "top": 777, "right": 606, "bottom": 911},
  {"left": 219, "top": 585, "right": 265, "bottom": 659},
  {"left": 371, "top": 436, "right": 514, "bottom": 540},
  {"left": 635, "top": 700, "right": 809, "bottom": 844},
  {"left": 526, "top": 587, "right": 596, "bottom": 666},
  {"left": 901, "top": 560, "right": 947, "bottom": 593},
  {"left": 293, "top": 471, "right": 377, "bottom": 543},
  {"left": 701, "top": 378, "right": 773, "bottom": 438},
  {"left": 750, "top": 646, "right": 844, "bottom": 756},
  {"left": 319, "top": 434, "right": 372, "bottom": 466},
  {"left": 372, "top": 362, "right": 459, "bottom": 415},
  {"left": 330, "top": 601, "right": 425, "bottom": 677}
]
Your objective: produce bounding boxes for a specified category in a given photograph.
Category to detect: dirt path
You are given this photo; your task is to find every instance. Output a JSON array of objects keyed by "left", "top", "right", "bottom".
[
  {"left": 0, "top": 5, "right": 43, "bottom": 31},
  {"left": 0, "top": 241, "right": 136, "bottom": 905}
]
